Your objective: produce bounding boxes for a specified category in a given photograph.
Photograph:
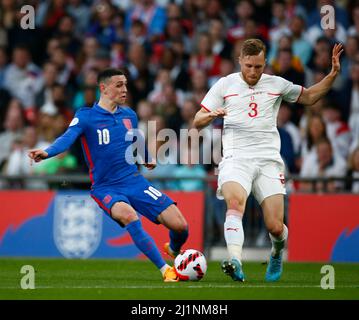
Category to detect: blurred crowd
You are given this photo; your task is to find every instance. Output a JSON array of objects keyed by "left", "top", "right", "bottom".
[{"left": 0, "top": 0, "right": 359, "bottom": 197}]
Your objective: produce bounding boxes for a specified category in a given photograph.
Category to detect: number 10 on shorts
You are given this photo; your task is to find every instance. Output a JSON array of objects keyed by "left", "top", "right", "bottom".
[{"left": 144, "top": 186, "right": 162, "bottom": 200}]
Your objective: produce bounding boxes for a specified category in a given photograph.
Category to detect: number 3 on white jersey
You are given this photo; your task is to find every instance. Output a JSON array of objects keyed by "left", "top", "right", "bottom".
[
  {"left": 144, "top": 186, "right": 162, "bottom": 200},
  {"left": 248, "top": 102, "right": 258, "bottom": 118},
  {"left": 97, "top": 129, "right": 110, "bottom": 145}
]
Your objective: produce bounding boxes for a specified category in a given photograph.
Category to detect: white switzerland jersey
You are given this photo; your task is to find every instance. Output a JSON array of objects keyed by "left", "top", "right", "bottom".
[{"left": 201, "top": 72, "right": 303, "bottom": 160}]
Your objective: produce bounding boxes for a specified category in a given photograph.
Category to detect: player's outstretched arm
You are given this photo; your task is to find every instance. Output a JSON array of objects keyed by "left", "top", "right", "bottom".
[
  {"left": 193, "top": 108, "right": 227, "bottom": 129},
  {"left": 297, "top": 43, "right": 344, "bottom": 106},
  {"left": 28, "top": 149, "right": 48, "bottom": 163}
]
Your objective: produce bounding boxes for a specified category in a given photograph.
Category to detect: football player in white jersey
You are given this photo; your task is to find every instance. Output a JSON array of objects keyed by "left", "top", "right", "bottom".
[{"left": 193, "top": 38, "right": 343, "bottom": 282}]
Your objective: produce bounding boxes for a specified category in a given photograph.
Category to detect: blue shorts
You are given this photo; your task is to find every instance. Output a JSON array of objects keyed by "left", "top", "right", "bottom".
[{"left": 91, "top": 173, "right": 175, "bottom": 225}]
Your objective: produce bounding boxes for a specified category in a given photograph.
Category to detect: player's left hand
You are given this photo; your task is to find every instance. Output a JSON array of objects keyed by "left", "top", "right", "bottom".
[
  {"left": 331, "top": 43, "right": 344, "bottom": 75},
  {"left": 144, "top": 161, "right": 157, "bottom": 170}
]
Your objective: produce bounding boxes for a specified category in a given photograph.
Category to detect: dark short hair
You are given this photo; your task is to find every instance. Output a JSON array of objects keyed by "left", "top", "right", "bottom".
[
  {"left": 316, "top": 137, "right": 332, "bottom": 149},
  {"left": 324, "top": 101, "right": 342, "bottom": 113},
  {"left": 240, "top": 38, "right": 266, "bottom": 57},
  {"left": 97, "top": 68, "right": 125, "bottom": 84}
]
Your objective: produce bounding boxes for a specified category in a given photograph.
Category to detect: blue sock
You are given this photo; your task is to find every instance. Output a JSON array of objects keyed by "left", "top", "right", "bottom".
[
  {"left": 169, "top": 227, "right": 189, "bottom": 252},
  {"left": 126, "top": 220, "right": 166, "bottom": 269}
]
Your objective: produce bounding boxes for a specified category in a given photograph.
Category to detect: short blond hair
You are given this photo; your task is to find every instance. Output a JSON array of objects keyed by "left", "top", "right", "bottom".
[{"left": 240, "top": 39, "right": 266, "bottom": 57}]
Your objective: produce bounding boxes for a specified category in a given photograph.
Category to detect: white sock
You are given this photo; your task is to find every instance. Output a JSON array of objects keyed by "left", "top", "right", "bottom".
[
  {"left": 224, "top": 214, "right": 244, "bottom": 263},
  {"left": 269, "top": 224, "right": 288, "bottom": 258},
  {"left": 160, "top": 264, "right": 170, "bottom": 275}
]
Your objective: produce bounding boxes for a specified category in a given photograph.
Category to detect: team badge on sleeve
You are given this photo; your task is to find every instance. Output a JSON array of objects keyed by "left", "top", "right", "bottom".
[
  {"left": 122, "top": 119, "right": 132, "bottom": 130},
  {"left": 279, "top": 173, "right": 285, "bottom": 185},
  {"left": 69, "top": 117, "right": 79, "bottom": 127}
]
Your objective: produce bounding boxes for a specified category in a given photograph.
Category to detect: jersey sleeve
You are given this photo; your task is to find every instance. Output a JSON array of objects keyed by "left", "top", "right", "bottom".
[
  {"left": 44, "top": 111, "right": 85, "bottom": 158},
  {"left": 200, "top": 77, "right": 226, "bottom": 112},
  {"left": 278, "top": 77, "right": 303, "bottom": 103}
]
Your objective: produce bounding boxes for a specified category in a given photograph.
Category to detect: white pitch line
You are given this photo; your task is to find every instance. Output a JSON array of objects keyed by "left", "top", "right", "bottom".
[{"left": 1, "top": 285, "right": 359, "bottom": 289}]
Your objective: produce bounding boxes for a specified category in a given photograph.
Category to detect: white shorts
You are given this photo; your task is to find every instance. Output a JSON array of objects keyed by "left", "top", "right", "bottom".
[{"left": 216, "top": 158, "right": 286, "bottom": 204}]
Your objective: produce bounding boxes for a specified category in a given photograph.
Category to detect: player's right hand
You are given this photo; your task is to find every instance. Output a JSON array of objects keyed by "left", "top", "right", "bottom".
[
  {"left": 209, "top": 108, "right": 227, "bottom": 119},
  {"left": 28, "top": 149, "right": 48, "bottom": 164}
]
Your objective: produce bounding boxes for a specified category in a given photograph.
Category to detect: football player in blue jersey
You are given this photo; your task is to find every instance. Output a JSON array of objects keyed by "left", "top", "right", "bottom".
[{"left": 28, "top": 68, "right": 188, "bottom": 282}]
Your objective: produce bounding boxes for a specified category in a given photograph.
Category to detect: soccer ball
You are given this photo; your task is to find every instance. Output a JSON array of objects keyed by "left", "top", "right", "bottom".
[{"left": 174, "top": 249, "right": 207, "bottom": 281}]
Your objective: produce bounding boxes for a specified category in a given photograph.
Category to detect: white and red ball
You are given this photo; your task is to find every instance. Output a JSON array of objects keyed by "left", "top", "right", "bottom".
[{"left": 174, "top": 249, "right": 207, "bottom": 281}]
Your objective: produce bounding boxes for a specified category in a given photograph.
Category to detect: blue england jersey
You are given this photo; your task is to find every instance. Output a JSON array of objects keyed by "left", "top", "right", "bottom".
[{"left": 45, "top": 103, "right": 147, "bottom": 188}]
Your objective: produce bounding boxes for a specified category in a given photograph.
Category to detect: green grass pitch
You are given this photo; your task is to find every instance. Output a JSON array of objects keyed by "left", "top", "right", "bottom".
[{"left": 0, "top": 259, "right": 358, "bottom": 300}]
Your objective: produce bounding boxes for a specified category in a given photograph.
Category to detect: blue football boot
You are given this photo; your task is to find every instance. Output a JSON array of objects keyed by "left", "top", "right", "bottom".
[
  {"left": 221, "top": 258, "right": 245, "bottom": 282},
  {"left": 265, "top": 253, "right": 283, "bottom": 282}
]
